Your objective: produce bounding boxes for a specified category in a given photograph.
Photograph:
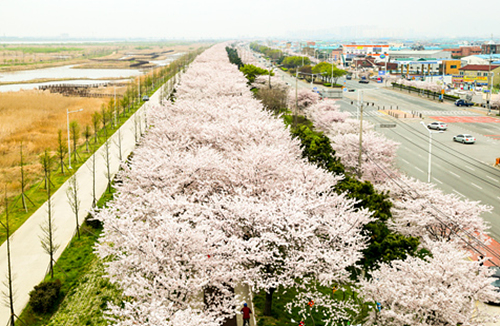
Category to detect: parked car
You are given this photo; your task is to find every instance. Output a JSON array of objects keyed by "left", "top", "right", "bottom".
[
  {"left": 346, "top": 75, "right": 352, "bottom": 80},
  {"left": 142, "top": 95, "right": 149, "bottom": 101},
  {"left": 427, "top": 122, "right": 448, "bottom": 131},
  {"left": 453, "top": 134, "right": 476, "bottom": 144},
  {"left": 455, "top": 99, "right": 473, "bottom": 107},
  {"left": 359, "top": 80, "right": 369, "bottom": 84}
]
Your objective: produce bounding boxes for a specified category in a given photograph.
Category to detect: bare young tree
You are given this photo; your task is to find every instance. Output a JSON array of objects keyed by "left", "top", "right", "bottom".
[
  {"left": 82, "top": 125, "right": 91, "bottom": 153},
  {"left": 39, "top": 150, "right": 59, "bottom": 279},
  {"left": 69, "top": 120, "right": 80, "bottom": 164},
  {"left": 113, "top": 128, "right": 123, "bottom": 162},
  {"left": 56, "top": 129, "right": 67, "bottom": 174},
  {"left": 100, "top": 104, "right": 108, "bottom": 137},
  {"left": 134, "top": 115, "right": 139, "bottom": 144},
  {"left": 91, "top": 111, "right": 101, "bottom": 144},
  {"left": 86, "top": 144, "right": 97, "bottom": 208},
  {"left": 66, "top": 176, "right": 81, "bottom": 239},
  {"left": 102, "top": 139, "right": 112, "bottom": 193},
  {"left": 37, "top": 148, "right": 55, "bottom": 191},
  {"left": 16, "top": 142, "right": 34, "bottom": 212},
  {"left": 2, "top": 189, "right": 16, "bottom": 326}
]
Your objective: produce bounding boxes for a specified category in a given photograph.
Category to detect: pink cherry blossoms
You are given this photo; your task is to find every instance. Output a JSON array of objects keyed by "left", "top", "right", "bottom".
[{"left": 95, "top": 44, "right": 373, "bottom": 326}]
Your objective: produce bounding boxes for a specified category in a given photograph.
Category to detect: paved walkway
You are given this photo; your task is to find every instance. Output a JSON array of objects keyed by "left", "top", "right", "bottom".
[{"left": 0, "top": 83, "right": 168, "bottom": 326}]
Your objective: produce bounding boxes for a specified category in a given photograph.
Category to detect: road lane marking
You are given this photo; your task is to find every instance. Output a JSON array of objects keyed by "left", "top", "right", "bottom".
[
  {"left": 471, "top": 182, "right": 483, "bottom": 190},
  {"left": 415, "top": 167, "right": 424, "bottom": 173},
  {"left": 418, "top": 154, "right": 423, "bottom": 158},
  {"left": 434, "top": 178, "right": 443, "bottom": 184},
  {"left": 449, "top": 171, "right": 461, "bottom": 178},
  {"left": 487, "top": 175, "right": 499, "bottom": 182},
  {"left": 453, "top": 189, "right": 465, "bottom": 197},
  {"left": 465, "top": 165, "right": 475, "bottom": 171},
  {"left": 402, "top": 159, "right": 410, "bottom": 164}
]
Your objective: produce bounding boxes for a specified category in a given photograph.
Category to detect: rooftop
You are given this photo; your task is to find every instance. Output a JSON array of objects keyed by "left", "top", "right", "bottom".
[{"left": 459, "top": 64, "right": 500, "bottom": 71}]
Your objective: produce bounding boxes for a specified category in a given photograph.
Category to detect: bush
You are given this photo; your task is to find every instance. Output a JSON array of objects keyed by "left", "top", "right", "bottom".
[
  {"left": 29, "top": 279, "right": 62, "bottom": 314},
  {"left": 280, "top": 67, "right": 288, "bottom": 71},
  {"left": 323, "top": 82, "right": 331, "bottom": 87}
]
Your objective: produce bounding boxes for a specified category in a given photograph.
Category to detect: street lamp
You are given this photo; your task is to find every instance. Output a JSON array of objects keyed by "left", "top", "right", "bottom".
[
  {"left": 67, "top": 108, "right": 83, "bottom": 169},
  {"left": 420, "top": 121, "right": 443, "bottom": 183}
]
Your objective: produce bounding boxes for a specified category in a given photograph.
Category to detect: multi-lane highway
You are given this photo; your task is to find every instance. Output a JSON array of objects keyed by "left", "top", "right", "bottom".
[{"left": 272, "top": 64, "right": 500, "bottom": 240}]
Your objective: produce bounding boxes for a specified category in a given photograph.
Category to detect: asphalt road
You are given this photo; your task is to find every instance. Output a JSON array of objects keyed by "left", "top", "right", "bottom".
[{"left": 272, "top": 64, "right": 500, "bottom": 240}]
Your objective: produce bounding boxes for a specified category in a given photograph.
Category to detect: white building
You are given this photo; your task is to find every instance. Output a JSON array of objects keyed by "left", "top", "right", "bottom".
[
  {"left": 461, "top": 55, "right": 488, "bottom": 66},
  {"left": 388, "top": 50, "right": 451, "bottom": 60}
]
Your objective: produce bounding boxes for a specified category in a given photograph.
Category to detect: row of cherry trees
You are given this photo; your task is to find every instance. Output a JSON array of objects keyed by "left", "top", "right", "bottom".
[
  {"left": 95, "top": 44, "right": 374, "bottom": 326},
  {"left": 301, "top": 87, "right": 499, "bottom": 325}
]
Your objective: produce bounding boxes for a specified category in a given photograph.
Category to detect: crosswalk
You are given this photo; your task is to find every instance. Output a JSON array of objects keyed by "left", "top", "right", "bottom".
[
  {"left": 346, "top": 110, "right": 384, "bottom": 117},
  {"left": 416, "top": 110, "right": 481, "bottom": 116}
]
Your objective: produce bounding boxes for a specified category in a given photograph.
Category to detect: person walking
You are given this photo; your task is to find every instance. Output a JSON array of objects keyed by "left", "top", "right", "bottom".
[{"left": 241, "top": 303, "right": 252, "bottom": 326}]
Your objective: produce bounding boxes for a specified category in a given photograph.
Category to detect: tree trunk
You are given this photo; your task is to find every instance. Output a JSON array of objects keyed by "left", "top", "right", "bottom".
[{"left": 264, "top": 287, "right": 276, "bottom": 316}]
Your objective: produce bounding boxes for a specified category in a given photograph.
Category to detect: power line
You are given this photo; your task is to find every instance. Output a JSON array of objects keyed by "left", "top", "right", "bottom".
[{"left": 361, "top": 150, "right": 500, "bottom": 266}]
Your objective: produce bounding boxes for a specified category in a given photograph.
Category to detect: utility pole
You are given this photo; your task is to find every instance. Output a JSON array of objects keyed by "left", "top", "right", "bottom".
[
  {"left": 488, "top": 37, "right": 494, "bottom": 115},
  {"left": 294, "top": 69, "right": 298, "bottom": 128},
  {"left": 358, "top": 91, "right": 364, "bottom": 178}
]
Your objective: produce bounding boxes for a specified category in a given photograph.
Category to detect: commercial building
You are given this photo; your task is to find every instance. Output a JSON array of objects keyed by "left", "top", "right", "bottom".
[
  {"left": 388, "top": 50, "right": 451, "bottom": 60},
  {"left": 442, "top": 60, "right": 462, "bottom": 75},
  {"left": 481, "top": 43, "right": 500, "bottom": 55},
  {"left": 342, "top": 44, "right": 389, "bottom": 59},
  {"left": 453, "top": 64, "right": 500, "bottom": 88},
  {"left": 443, "top": 46, "right": 481, "bottom": 58}
]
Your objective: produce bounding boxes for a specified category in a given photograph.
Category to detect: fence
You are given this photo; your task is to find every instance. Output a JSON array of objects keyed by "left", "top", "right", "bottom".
[
  {"left": 39, "top": 83, "right": 123, "bottom": 98},
  {"left": 391, "top": 83, "right": 460, "bottom": 102}
]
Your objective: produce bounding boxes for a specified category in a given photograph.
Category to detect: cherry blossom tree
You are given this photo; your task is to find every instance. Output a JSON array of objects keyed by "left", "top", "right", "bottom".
[
  {"left": 96, "top": 43, "right": 372, "bottom": 326},
  {"left": 376, "top": 175, "right": 491, "bottom": 244},
  {"left": 307, "top": 100, "right": 350, "bottom": 130},
  {"left": 360, "top": 241, "right": 500, "bottom": 326},
  {"left": 289, "top": 88, "right": 320, "bottom": 111},
  {"left": 330, "top": 131, "right": 399, "bottom": 184}
]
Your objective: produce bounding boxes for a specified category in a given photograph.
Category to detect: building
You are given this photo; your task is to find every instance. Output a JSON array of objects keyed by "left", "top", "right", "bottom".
[
  {"left": 342, "top": 44, "right": 390, "bottom": 59},
  {"left": 388, "top": 50, "right": 451, "bottom": 60},
  {"left": 481, "top": 43, "right": 500, "bottom": 55},
  {"left": 461, "top": 55, "right": 489, "bottom": 66},
  {"left": 454, "top": 64, "right": 500, "bottom": 88},
  {"left": 443, "top": 46, "right": 481, "bottom": 58},
  {"left": 442, "top": 60, "right": 462, "bottom": 75}
]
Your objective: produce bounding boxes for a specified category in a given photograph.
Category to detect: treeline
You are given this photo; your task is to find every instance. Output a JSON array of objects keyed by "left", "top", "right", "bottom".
[
  {"left": 0, "top": 49, "right": 205, "bottom": 325},
  {"left": 230, "top": 47, "right": 422, "bottom": 274}
]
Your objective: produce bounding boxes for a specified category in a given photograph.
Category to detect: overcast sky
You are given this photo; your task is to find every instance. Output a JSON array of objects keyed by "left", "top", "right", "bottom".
[{"left": 1, "top": 0, "right": 498, "bottom": 40}]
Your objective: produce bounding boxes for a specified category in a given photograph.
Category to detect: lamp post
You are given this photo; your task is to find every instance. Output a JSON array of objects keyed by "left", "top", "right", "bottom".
[
  {"left": 420, "top": 121, "right": 443, "bottom": 183},
  {"left": 67, "top": 108, "right": 83, "bottom": 169}
]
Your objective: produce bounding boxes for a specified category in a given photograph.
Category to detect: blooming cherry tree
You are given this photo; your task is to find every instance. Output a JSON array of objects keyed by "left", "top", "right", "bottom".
[{"left": 360, "top": 241, "right": 500, "bottom": 326}]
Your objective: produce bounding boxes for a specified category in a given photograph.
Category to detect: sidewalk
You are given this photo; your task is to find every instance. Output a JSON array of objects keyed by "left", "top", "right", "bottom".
[
  {"left": 235, "top": 284, "right": 257, "bottom": 326},
  {"left": 0, "top": 85, "right": 166, "bottom": 325}
]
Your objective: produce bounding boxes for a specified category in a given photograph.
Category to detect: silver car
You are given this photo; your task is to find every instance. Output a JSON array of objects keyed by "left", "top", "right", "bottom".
[
  {"left": 453, "top": 134, "right": 476, "bottom": 144},
  {"left": 428, "top": 122, "right": 448, "bottom": 130}
]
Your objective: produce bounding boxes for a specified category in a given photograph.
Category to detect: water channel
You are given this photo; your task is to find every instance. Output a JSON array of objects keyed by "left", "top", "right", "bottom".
[{"left": 0, "top": 52, "right": 183, "bottom": 92}]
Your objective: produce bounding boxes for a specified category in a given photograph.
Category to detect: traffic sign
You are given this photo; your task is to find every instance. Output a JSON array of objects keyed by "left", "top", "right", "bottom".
[
  {"left": 313, "top": 87, "right": 317, "bottom": 90},
  {"left": 380, "top": 54, "right": 386, "bottom": 59},
  {"left": 343, "top": 87, "right": 347, "bottom": 92},
  {"left": 378, "top": 71, "right": 386, "bottom": 76}
]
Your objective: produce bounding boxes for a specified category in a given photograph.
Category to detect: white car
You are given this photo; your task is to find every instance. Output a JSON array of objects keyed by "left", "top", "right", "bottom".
[
  {"left": 427, "top": 122, "right": 447, "bottom": 130},
  {"left": 453, "top": 134, "right": 476, "bottom": 144}
]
